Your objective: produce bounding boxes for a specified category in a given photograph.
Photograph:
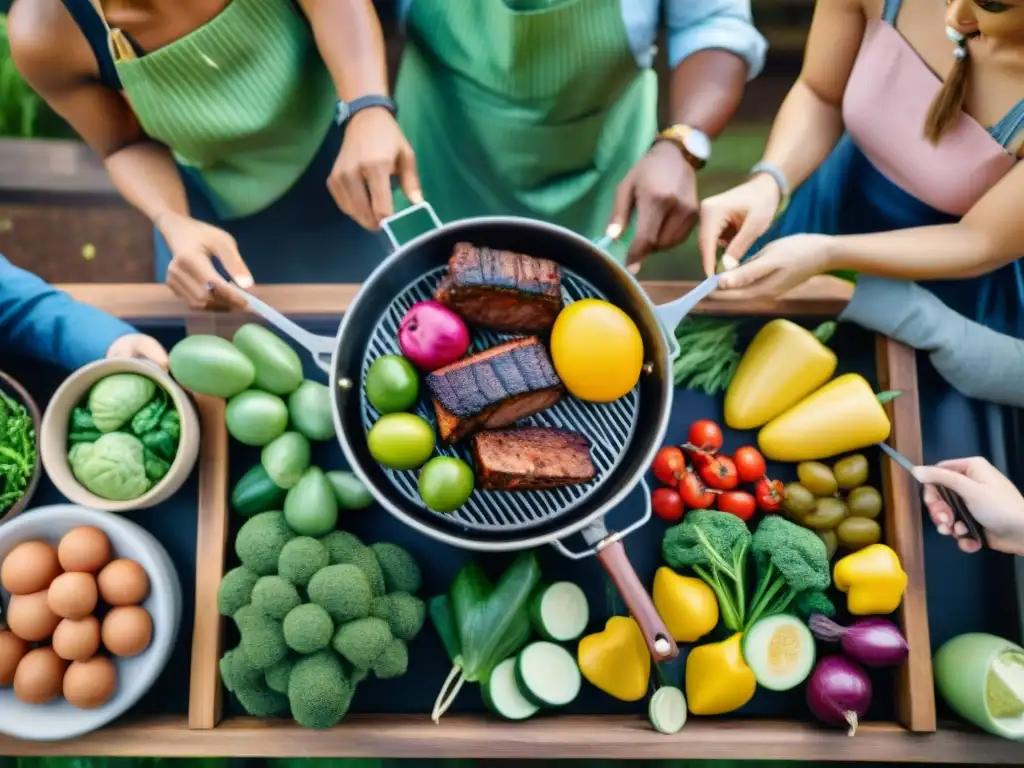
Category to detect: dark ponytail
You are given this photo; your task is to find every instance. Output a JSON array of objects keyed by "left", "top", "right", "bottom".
[{"left": 923, "top": 47, "right": 971, "bottom": 144}]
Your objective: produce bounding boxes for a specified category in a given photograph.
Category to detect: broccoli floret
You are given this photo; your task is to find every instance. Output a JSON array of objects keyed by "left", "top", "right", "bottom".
[
  {"left": 661, "top": 509, "right": 752, "bottom": 632},
  {"left": 219, "top": 646, "right": 262, "bottom": 692},
  {"left": 307, "top": 564, "right": 372, "bottom": 623},
  {"left": 234, "top": 680, "right": 290, "bottom": 717},
  {"left": 320, "top": 530, "right": 364, "bottom": 565},
  {"left": 288, "top": 650, "right": 353, "bottom": 728},
  {"left": 265, "top": 656, "right": 295, "bottom": 694},
  {"left": 794, "top": 589, "right": 836, "bottom": 619},
  {"left": 332, "top": 616, "right": 392, "bottom": 669},
  {"left": 283, "top": 603, "right": 335, "bottom": 654},
  {"left": 335, "top": 545, "right": 386, "bottom": 597},
  {"left": 218, "top": 566, "right": 259, "bottom": 617},
  {"left": 371, "top": 637, "right": 408, "bottom": 679},
  {"left": 250, "top": 576, "right": 302, "bottom": 620},
  {"left": 370, "top": 592, "right": 426, "bottom": 642},
  {"left": 234, "top": 604, "right": 288, "bottom": 670},
  {"left": 277, "top": 536, "right": 330, "bottom": 588},
  {"left": 236, "top": 511, "right": 294, "bottom": 576},
  {"left": 370, "top": 542, "right": 422, "bottom": 594}
]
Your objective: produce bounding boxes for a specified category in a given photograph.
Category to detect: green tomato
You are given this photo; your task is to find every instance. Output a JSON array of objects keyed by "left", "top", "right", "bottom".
[
  {"left": 367, "top": 413, "right": 434, "bottom": 470},
  {"left": 418, "top": 456, "right": 474, "bottom": 514},
  {"left": 365, "top": 355, "right": 419, "bottom": 414},
  {"left": 226, "top": 390, "right": 289, "bottom": 446}
]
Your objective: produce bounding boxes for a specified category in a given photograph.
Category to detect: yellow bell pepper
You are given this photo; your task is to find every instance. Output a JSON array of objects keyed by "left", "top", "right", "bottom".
[
  {"left": 685, "top": 633, "right": 757, "bottom": 715},
  {"left": 757, "top": 373, "right": 900, "bottom": 462},
  {"left": 724, "top": 319, "right": 838, "bottom": 430},
  {"left": 652, "top": 567, "right": 718, "bottom": 643},
  {"left": 577, "top": 616, "right": 650, "bottom": 702},
  {"left": 833, "top": 544, "right": 908, "bottom": 615}
]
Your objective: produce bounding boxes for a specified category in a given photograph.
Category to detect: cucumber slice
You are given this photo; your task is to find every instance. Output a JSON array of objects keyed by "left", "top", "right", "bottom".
[
  {"left": 649, "top": 686, "right": 687, "bottom": 734},
  {"left": 530, "top": 582, "right": 589, "bottom": 642},
  {"left": 514, "top": 641, "right": 582, "bottom": 708},
  {"left": 742, "top": 614, "right": 816, "bottom": 692},
  {"left": 481, "top": 658, "right": 539, "bottom": 721}
]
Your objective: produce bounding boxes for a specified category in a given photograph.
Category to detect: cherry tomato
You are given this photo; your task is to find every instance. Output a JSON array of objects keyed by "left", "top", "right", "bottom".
[
  {"left": 755, "top": 477, "right": 785, "bottom": 513},
  {"left": 699, "top": 454, "right": 740, "bottom": 491},
  {"left": 652, "top": 488, "right": 685, "bottom": 522},
  {"left": 685, "top": 448, "right": 714, "bottom": 470},
  {"left": 687, "top": 419, "right": 724, "bottom": 453},
  {"left": 733, "top": 445, "right": 767, "bottom": 484},
  {"left": 651, "top": 446, "right": 686, "bottom": 487},
  {"left": 679, "top": 469, "right": 717, "bottom": 509},
  {"left": 717, "top": 490, "right": 757, "bottom": 521}
]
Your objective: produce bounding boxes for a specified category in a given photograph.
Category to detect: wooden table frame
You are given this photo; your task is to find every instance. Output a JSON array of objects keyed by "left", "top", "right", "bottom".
[{"left": 1, "top": 279, "right": 1018, "bottom": 762}]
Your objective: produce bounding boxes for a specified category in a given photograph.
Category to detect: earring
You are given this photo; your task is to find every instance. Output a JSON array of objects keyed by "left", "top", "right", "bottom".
[{"left": 946, "top": 25, "right": 965, "bottom": 43}]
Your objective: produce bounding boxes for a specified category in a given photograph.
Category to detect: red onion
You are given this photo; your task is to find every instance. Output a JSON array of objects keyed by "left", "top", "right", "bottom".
[
  {"left": 806, "top": 655, "right": 872, "bottom": 736},
  {"left": 809, "top": 614, "right": 909, "bottom": 668},
  {"left": 398, "top": 301, "right": 471, "bottom": 372}
]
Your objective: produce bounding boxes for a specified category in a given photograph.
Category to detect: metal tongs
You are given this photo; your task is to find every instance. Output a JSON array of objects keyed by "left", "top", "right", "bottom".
[{"left": 877, "top": 442, "right": 987, "bottom": 549}]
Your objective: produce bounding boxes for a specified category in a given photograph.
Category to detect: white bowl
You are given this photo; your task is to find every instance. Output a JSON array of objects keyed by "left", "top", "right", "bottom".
[{"left": 0, "top": 504, "right": 182, "bottom": 741}]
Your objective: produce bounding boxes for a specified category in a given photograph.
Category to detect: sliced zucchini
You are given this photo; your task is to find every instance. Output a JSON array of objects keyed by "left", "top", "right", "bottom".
[
  {"left": 649, "top": 686, "right": 687, "bottom": 734},
  {"left": 514, "top": 641, "right": 582, "bottom": 708},
  {"left": 481, "top": 658, "right": 539, "bottom": 721},
  {"left": 530, "top": 582, "right": 589, "bottom": 642},
  {"left": 742, "top": 614, "right": 816, "bottom": 692}
]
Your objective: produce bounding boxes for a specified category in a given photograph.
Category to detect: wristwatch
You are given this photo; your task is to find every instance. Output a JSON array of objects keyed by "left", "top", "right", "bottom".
[
  {"left": 654, "top": 124, "right": 712, "bottom": 170},
  {"left": 335, "top": 95, "right": 398, "bottom": 128},
  {"left": 749, "top": 161, "right": 791, "bottom": 219}
]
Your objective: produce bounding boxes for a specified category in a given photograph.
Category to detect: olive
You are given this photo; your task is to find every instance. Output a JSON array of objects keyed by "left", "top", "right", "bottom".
[
  {"left": 782, "top": 483, "right": 816, "bottom": 519},
  {"left": 802, "top": 497, "right": 848, "bottom": 531},
  {"left": 797, "top": 461, "right": 838, "bottom": 497},
  {"left": 818, "top": 530, "right": 839, "bottom": 560},
  {"left": 834, "top": 454, "right": 870, "bottom": 490},
  {"left": 836, "top": 516, "right": 882, "bottom": 550},
  {"left": 847, "top": 485, "right": 883, "bottom": 519}
]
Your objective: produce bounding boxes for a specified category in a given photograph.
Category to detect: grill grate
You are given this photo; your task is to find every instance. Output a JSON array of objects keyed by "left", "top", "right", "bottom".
[{"left": 359, "top": 265, "right": 640, "bottom": 532}]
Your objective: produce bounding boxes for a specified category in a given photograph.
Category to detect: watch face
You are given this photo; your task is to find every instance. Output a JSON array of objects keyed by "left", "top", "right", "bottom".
[{"left": 683, "top": 129, "right": 711, "bottom": 162}]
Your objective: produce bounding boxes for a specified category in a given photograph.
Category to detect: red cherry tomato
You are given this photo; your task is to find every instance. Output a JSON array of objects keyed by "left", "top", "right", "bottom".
[
  {"left": 717, "top": 490, "right": 757, "bottom": 521},
  {"left": 678, "top": 469, "right": 717, "bottom": 509},
  {"left": 685, "top": 447, "right": 715, "bottom": 470},
  {"left": 651, "top": 446, "right": 686, "bottom": 487},
  {"left": 733, "top": 445, "right": 767, "bottom": 484},
  {"left": 699, "top": 454, "right": 740, "bottom": 491},
  {"left": 652, "top": 488, "right": 685, "bottom": 522},
  {"left": 755, "top": 477, "right": 785, "bottom": 513},
  {"left": 687, "top": 419, "right": 724, "bottom": 453}
]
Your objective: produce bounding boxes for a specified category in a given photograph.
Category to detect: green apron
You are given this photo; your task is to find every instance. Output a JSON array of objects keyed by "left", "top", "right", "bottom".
[{"left": 394, "top": 0, "right": 658, "bottom": 263}]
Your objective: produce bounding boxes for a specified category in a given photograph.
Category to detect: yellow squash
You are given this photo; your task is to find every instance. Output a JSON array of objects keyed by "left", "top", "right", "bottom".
[
  {"left": 652, "top": 567, "right": 718, "bottom": 643},
  {"left": 685, "top": 633, "right": 757, "bottom": 716},
  {"left": 577, "top": 616, "right": 650, "bottom": 702},
  {"left": 724, "top": 319, "right": 838, "bottom": 430},
  {"left": 757, "top": 373, "right": 899, "bottom": 462},
  {"left": 833, "top": 544, "right": 908, "bottom": 615}
]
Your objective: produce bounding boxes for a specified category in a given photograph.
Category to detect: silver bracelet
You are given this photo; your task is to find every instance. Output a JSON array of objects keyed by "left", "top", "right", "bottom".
[{"left": 750, "top": 161, "right": 791, "bottom": 219}]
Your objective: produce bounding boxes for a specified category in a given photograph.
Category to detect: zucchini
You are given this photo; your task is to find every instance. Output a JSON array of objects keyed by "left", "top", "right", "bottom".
[
  {"left": 742, "top": 615, "right": 816, "bottom": 692},
  {"left": 232, "top": 465, "right": 286, "bottom": 517},
  {"left": 326, "top": 470, "right": 374, "bottom": 510},
  {"left": 648, "top": 686, "right": 687, "bottom": 734},
  {"left": 169, "top": 335, "right": 255, "bottom": 398},
  {"left": 232, "top": 324, "right": 304, "bottom": 396},
  {"left": 226, "top": 390, "right": 289, "bottom": 446},
  {"left": 530, "top": 582, "right": 589, "bottom": 642},
  {"left": 481, "top": 658, "right": 539, "bottom": 721},
  {"left": 513, "top": 641, "right": 581, "bottom": 708}
]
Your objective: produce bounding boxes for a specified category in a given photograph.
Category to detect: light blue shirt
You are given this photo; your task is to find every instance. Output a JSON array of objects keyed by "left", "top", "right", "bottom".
[
  {"left": 0, "top": 256, "right": 135, "bottom": 370},
  {"left": 397, "top": 0, "right": 767, "bottom": 79}
]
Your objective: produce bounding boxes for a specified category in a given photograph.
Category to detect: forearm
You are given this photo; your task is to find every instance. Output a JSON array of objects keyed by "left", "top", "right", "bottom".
[
  {"left": 299, "top": 0, "right": 390, "bottom": 100},
  {"left": 760, "top": 81, "right": 844, "bottom": 190},
  {"left": 104, "top": 142, "right": 189, "bottom": 225},
  {"left": 666, "top": 50, "right": 747, "bottom": 138}
]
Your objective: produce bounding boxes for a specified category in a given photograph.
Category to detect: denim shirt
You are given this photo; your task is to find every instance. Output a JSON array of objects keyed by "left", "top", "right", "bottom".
[
  {"left": 397, "top": 0, "right": 767, "bottom": 78},
  {"left": 0, "top": 256, "right": 135, "bottom": 370}
]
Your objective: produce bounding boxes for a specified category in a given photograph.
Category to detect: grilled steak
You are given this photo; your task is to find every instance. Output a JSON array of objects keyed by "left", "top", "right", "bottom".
[
  {"left": 472, "top": 427, "right": 595, "bottom": 490},
  {"left": 434, "top": 243, "right": 563, "bottom": 333},
  {"left": 425, "top": 337, "right": 562, "bottom": 443}
]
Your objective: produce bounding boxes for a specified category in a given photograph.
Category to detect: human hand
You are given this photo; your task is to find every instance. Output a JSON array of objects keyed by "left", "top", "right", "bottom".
[
  {"left": 697, "top": 175, "right": 781, "bottom": 276},
  {"left": 606, "top": 142, "right": 699, "bottom": 268},
  {"left": 913, "top": 457, "right": 1024, "bottom": 555},
  {"left": 159, "top": 212, "right": 252, "bottom": 311},
  {"left": 710, "top": 233, "right": 835, "bottom": 301},
  {"left": 106, "top": 334, "right": 169, "bottom": 370},
  {"left": 330, "top": 109, "right": 422, "bottom": 230}
]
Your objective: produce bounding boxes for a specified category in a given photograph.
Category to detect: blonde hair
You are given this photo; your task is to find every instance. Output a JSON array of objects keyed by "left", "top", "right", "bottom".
[{"left": 923, "top": 49, "right": 971, "bottom": 144}]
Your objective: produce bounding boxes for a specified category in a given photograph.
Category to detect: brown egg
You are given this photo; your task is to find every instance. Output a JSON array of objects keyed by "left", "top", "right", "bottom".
[
  {"left": 101, "top": 606, "right": 152, "bottom": 657},
  {"left": 1, "top": 541, "right": 61, "bottom": 595},
  {"left": 58, "top": 527, "right": 111, "bottom": 573},
  {"left": 47, "top": 572, "right": 98, "bottom": 620},
  {"left": 6, "top": 591, "right": 61, "bottom": 642},
  {"left": 63, "top": 656, "right": 118, "bottom": 710},
  {"left": 13, "top": 646, "right": 66, "bottom": 704},
  {"left": 0, "top": 630, "right": 30, "bottom": 685},
  {"left": 97, "top": 559, "right": 150, "bottom": 606},
  {"left": 52, "top": 617, "right": 101, "bottom": 662}
]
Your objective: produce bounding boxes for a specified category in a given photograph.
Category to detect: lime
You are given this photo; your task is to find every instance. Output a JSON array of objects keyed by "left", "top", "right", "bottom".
[
  {"left": 418, "top": 456, "right": 474, "bottom": 513},
  {"left": 365, "top": 355, "right": 419, "bottom": 414},
  {"left": 367, "top": 413, "right": 435, "bottom": 470}
]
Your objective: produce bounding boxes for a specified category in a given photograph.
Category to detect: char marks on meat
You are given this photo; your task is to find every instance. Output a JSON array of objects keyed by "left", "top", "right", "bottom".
[
  {"left": 472, "top": 427, "right": 595, "bottom": 491},
  {"left": 425, "top": 337, "right": 562, "bottom": 443},
  {"left": 434, "top": 243, "right": 563, "bottom": 333}
]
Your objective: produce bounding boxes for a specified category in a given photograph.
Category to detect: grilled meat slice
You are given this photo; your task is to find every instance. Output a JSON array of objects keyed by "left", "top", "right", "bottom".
[
  {"left": 472, "top": 427, "right": 595, "bottom": 490},
  {"left": 434, "top": 243, "right": 563, "bottom": 332},
  {"left": 425, "top": 337, "right": 562, "bottom": 443}
]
